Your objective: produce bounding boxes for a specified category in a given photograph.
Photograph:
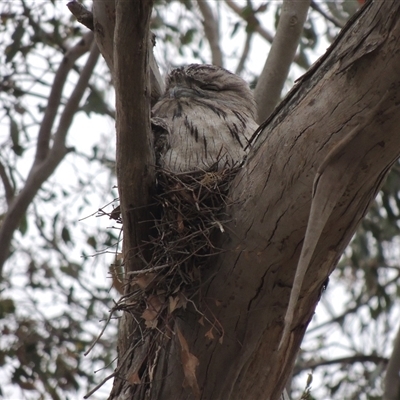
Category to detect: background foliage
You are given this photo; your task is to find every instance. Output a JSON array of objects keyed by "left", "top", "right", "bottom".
[{"left": 0, "top": 1, "right": 397, "bottom": 399}]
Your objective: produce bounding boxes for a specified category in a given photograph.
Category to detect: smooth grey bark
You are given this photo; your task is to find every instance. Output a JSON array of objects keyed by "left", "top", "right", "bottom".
[
  {"left": 100, "top": 1, "right": 400, "bottom": 400},
  {"left": 92, "top": 0, "right": 164, "bottom": 105},
  {"left": 254, "top": 0, "right": 311, "bottom": 123},
  {"left": 197, "top": 0, "right": 223, "bottom": 67}
]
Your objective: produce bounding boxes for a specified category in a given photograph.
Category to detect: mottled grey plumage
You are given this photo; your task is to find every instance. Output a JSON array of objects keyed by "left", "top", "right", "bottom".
[{"left": 152, "top": 64, "right": 258, "bottom": 172}]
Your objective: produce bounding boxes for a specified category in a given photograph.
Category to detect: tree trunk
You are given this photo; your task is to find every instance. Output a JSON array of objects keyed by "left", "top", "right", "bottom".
[{"left": 103, "top": 2, "right": 400, "bottom": 399}]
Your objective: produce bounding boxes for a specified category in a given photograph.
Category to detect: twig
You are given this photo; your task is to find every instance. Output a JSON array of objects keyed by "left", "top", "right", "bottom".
[
  {"left": 310, "top": 0, "right": 343, "bottom": 28},
  {"left": 295, "top": 354, "right": 388, "bottom": 375},
  {"left": 127, "top": 264, "right": 171, "bottom": 275},
  {"left": 84, "top": 372, "right": 116, "bottom": 399},
  {"left": 85, "top": 310, "right": 115, "bottom": 356}
]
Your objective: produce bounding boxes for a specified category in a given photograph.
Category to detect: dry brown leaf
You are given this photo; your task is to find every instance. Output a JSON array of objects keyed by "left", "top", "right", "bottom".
[
  {"left": 126, "top": 352, "right": 148, "bottom": 385},
  {"left": 141, "top": 295, "right": 164, "bottom": 328},
  {"left": 198, "top": 316, "right": 204, "bottom": 326},
  {"left": 176, "top": 326, "right": 200, "bottom": 400},
  {"left": 205, "top": 327, "right": 214, "bottom": 340},
  {"left": 178, "top": 292, "right": 188, "bottom": 309},
  {"left": 169, "top": 296, "right": 180, "bottom": 313},
  {"left": 148, "top": 294, "right": 163, "bottom": 312},
  {"left": 110, "top": 267, "right": 124, "bottom": 295},
  {"left": 144, "top": 318, "right": 158, "bottom": 329},
  {"left": 142, "top": 308, "right": 157, "bottom": 321},
  {"left": 172, "top": 284, "right": 181, "bottom": 294},
  {"left": 127, "top": 371, "right": 141, "bottom": 385},
  {"left": 215, "top": 299, "right": 222, "bottom": 307},
  {"left": 142, "top": 307, "right": 158, "bottom": 328},
  {"left": 131, "top": 273, "right": 156, "bottom": 290}
]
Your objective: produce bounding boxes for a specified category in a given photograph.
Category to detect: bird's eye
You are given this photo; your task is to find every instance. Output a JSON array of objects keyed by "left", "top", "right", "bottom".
[{"left": 199, "top": 83, "right": 218, "bottom": 92}]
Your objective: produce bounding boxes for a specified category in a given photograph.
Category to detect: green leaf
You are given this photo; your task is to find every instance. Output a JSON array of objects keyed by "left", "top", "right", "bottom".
[
  {"left": 81, "top": 89, "right": 108, "bottom": 116},
  {"left": 180, "top": 28, "right": 196, "bottom": 45},
  {"left": 9, "top": 116, "right": 23, "bottom": 156},
  {"left": 18, "top": 214, "right": 28, "bottom": 236},
  {"left": 87, "top": 236, "right": 97, "bottom": 249},
  {"left": 5, "top": 21, "right": 25, "bottom": 63},
  {"left": 61, "top": 226, "right": 71, "bottom": 244},
  {"left": 0, "top": 298, "right": 16, "bottom": 318},
  {"left": 60, "top": 263, "right": 79, "bottom": 278},
  {"left": 231, "top": 22, "right": 240, "bottom": 38}
]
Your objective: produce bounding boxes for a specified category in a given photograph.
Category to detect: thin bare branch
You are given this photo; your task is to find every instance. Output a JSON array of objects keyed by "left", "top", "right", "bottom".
[
  {"left": 254, "top": 0, "right": 310, "bottom": 122},
  {"left": 310, "top": 0, "right": 343, "bottom": 28},
  {"left": 224, "top": 0, "right": 274, "bottom": 43},
  {"left": 0, "top": 161, "right": 14, "bottom": 205},
  {"left": 197, "top": 0, "right": 223, "bottom": 66},
  {"left": 384, "top": 321, "right": 400, "bottom": 400},
  {"left": 84, "top": 372, "right": 116, "bottom": 399},
  {"left": 0, "top": 35, "right": 98, "bottom": 279},
  {"left": 67, "top": 0, "right": 94, "bottom": 31},
  {"left": 235, "top": 30, "right": 253, "bottom": 75},
  {"left": 34, "top": 31, "right": 94, "bottom": 164},
  {"left": 52, "top": 41, "right": 100, "bottom": 150},
  {"left": 295, "top": 354, "right": 388, "bottom": 375}
]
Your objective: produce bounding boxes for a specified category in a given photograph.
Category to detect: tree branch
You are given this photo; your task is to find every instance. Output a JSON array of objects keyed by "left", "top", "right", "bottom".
[
  {"left": 108, "top": 2, "right": 156, "bottom": 396},
  {"left": 92, "top": 0, "right": 164, "bottom": 106},
  {"left": 114, "top": 1, "right": 154, "bottom": 270},
  {"left": 52, "top": 41, "right": 100, "bottom": 151},
  {"left": 254, "top": 0, "right": 310, "bottom": 123},
  {"left": 67, "top": 1, "right": 94, "bottom": 31},
  {"left": 0, "top": 35, "right": 98, "bottom": 280},
  {"left": 197, "top": 0, "right": 223, "bottom": 66},
  {"left": 224, "top": 0, "right": 274, "bottom": 43},
  {"left": 34, "top": 31, "right": 94, "bottom": 164},
  {"left": 310, "top": 0, "right": 343, "bottom": 28},
  {"left": 0, "top": 160, "right": 14, "bottom": 205},
  {"left": 165, "top": 3, "right": 400, "bottom": 399},
  {"left": 235, "top": 30, "right": 253, "bottom": 75},
  {"left": 384, "top": 321, "right": 400, "bottom": 400},
  {"left": 295, "top": 354, "right": 388, "bottom": 375}
]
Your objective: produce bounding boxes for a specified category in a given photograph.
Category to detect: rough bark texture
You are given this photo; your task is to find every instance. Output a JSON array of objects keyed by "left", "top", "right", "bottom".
[
  {"left": 104, "top": 1, "right": 400, "bottom": 400},
  {"left": 92, "top": 0, "right": 164, "bottom": 105},
  {"left": 109, "top": 1, "right": 155, "bottom": 399}
]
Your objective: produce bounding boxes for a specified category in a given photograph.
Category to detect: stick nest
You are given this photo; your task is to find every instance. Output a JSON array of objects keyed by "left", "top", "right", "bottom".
[
  {"left": 110, "top": 165, "right": 240, "bottom": 332},
  {"left": 87, "top": 165, "right": 242, "bottom": 395}
]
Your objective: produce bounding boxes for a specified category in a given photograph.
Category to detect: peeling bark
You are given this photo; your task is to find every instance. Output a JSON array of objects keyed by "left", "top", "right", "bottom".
[{"left": 104, "top": 1, "right": 400, "bottom": 399}]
